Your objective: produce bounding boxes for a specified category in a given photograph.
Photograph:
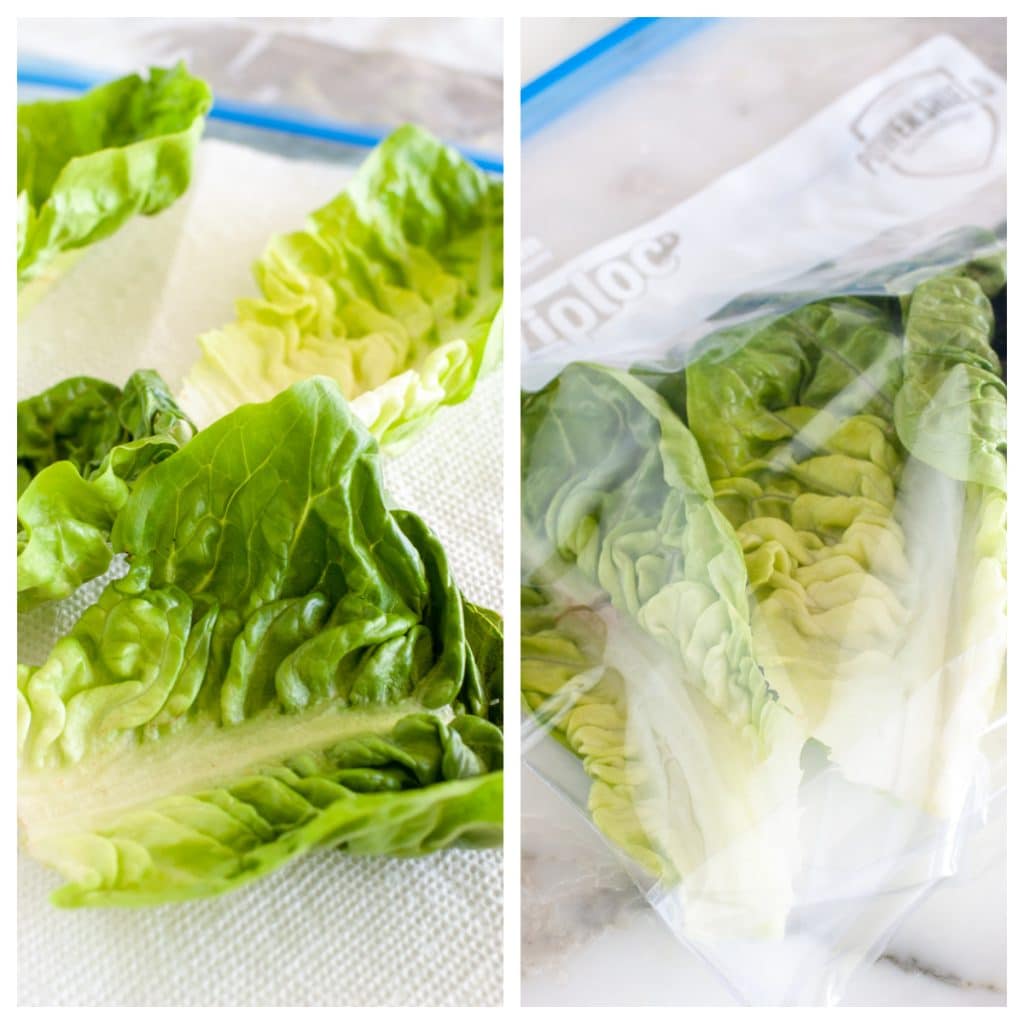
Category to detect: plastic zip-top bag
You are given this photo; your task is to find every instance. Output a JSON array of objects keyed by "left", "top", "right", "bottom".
[
  {"left": 17, "top": 16, "right": 503, "bottom": 165},
  {"left": 521, "top": 19, "right": 1006, "bottom": 1006}
]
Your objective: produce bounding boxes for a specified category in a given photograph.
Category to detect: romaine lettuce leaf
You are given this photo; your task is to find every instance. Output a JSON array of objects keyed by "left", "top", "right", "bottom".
[
  {"left": 17, "top": 370, "right": 195, "bottom": 610},
  {"left": 685, "top": 276, "right": 1006, "bottom": 819},
  {"left": 178, "top": 124, "right": 504, "bottom": 449},
  {"left": 894, "top": 274, "right": 1006, "bottom": 491},
  {"left": 18, "top": 377, "right": 502, "bottom": 907},
  {"left": 893, "top": 272, "right": 1006, "bottom": 816},
  {"left": 522, "top": 363, "right": 803, "bottom": 939},
  {"left": 685, "top": 298, "right": 911, "bottom": 730},
  {"left": 17, "top": 376, "right": 122, "bottom": 494},
  {"left": 17, "top": 64, "right": 211, "bottom": 305}
]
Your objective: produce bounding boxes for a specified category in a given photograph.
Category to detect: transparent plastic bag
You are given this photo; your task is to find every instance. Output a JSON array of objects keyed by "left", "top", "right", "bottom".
[
  {"left": 521, "top": 22, "right": 1006, "bottom": 1006},
  {"left": 18, "top": 17, "right": 502, "bottom": 167}
]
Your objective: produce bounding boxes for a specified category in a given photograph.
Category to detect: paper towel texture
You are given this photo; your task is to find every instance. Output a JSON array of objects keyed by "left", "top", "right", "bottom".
[
  {"left": 18, "top": 140, "right": 352, "bottom": 400},
  {"left": 17, "top": 138, "right": 504, "bottom": 1006}
]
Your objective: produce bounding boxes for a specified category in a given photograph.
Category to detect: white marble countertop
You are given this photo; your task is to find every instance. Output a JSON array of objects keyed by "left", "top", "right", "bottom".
[
  {"left": 520, "top": 17, "right": 1007, "bottom": 1008},
  {"left": 523, "top": 771, "right": 1006, "bottom": 1007}
]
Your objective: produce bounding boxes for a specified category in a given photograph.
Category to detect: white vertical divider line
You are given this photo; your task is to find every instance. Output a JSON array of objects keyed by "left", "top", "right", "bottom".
[
  {"left": 1003, "top": 8, "right": 1019, "bottom": 1013},
  {"left": 501, "top": 10, "right": 523, "bottom": 1012},
  {"left": 3, "top": 18, "right": 18, "bottom": 1013}
]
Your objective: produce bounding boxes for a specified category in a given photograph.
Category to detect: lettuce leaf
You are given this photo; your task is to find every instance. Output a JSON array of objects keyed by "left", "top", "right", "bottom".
[
  {"left": 522, "top": 363, "right": 803, "bottom": 939},
  {"left": 893, "top": 272, "right": 1006, "bottom": 816},
  {"left": 685, "top": 298, "right": 910, "bottom": 730},
  {"left": 894, "top": 274, "right": 1006, "bottom": 491},
  {"left": 17, "top": 64, "right": 211, "bottom": 304},
  {"left": 18, "top": 377, "right": 502, "bottom": 907},
  {"left": 178, "top": 124, "right": 504, "bottom": 450},
  {"left": 17, "top": 370, "right": 195, "bottom": 611},
  {"left": 685, "top": 276, "right": 1006, "bottom": 818}
]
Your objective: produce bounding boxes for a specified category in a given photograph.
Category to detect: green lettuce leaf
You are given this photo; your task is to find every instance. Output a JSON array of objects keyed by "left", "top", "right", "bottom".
[
  {"left": 17, "top": 64, "right": 212, "bottom": 305},
  {"left": 685, "top": 298, "right": 911, "bottom": 728},
  {"left": 178, "top": 124, "right": 504, "bottom": 450},
  {"left": 522, "top": 588, "right": 666, "bottom": 879},
  {"left": 18, "top": 377, "right": 502, "bottom": 907},
  {"left": 685, "top": 277, "right": 1006, "bottom": 818},
  {"left": 17, "top": 371, "right": 195, "bottom": 610},
  {"left": 894, "top": 274, "right": 1006, "bottom": 491},
  {"left": 17, "top": 376, "right": 122, "bottom": 494},
  {"left": 893, "top": 271, "right": 1006, "bottom": 815},
  {"left": 522, "top": 363, "right": 803, "bottom": 940}
]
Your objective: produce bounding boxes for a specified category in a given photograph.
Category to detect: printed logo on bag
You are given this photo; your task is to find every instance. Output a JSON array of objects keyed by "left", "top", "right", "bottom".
[
  {"left": 522, "top": 236, "right": 555, "bottom": 279},
  {"left": 522, "top": 232, "right": 680, "bottom": 351},
  {"left": 852, "top": 68, "right": 998, "bottom": 178}
]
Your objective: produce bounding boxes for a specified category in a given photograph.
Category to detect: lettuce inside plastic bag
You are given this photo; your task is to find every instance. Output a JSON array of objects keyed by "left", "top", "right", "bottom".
[
  {"left": 522, "top": 363, "right": 805, "bottom": 940},
  {"left": 683, "top": 264, "right": 1006, "bottom": 821},
  {"left": 521, "top": 247, "right": 1007, "bottom": 966}
]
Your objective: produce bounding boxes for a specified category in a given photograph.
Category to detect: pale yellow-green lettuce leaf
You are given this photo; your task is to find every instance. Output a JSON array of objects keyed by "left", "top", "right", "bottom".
[{"left": 179, "top": 125, "right": 503, "bottom": 449}]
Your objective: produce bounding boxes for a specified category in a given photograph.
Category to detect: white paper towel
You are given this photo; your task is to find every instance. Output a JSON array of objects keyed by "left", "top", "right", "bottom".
[
  {"left": 17, "top": 138, "right": 503, "bottom": 1007},
  {"left": 18, "top": 140, "right": 353, "bottom": 399}
]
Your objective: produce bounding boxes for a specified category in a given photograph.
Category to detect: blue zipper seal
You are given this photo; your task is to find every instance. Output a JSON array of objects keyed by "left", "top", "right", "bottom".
[
  {"left": 521, "top": 17, "right": 717, "bottom": 139},
  {"left": 18, "top": 58, "right": 504, "bottom": 176}
]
